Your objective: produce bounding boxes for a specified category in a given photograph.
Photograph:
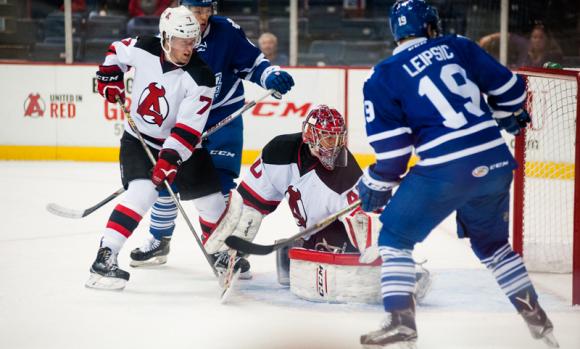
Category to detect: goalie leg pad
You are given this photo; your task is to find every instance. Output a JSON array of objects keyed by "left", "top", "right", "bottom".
[
  {"left": 204, "top": 190, "right": 243, "bottom": 254},
  {"left": 230, "top": 203, "right": 264, "bottom": 243}
]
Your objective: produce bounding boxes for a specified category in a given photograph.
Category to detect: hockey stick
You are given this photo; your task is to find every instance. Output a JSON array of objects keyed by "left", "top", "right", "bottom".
[
  {"left": 202, "top": 88, "right": 278, "bottom": 139},
  {"left": 118, "top": 99, "right": 220, "bottom": 277},
  {"left": 225, "top": 200, "right": 361, "bottom": 255},
  {"left": 45, "top": 89, "right": 278, "bottom": 219},
  {"left": 46, "top": 187, "right": 125, "bottom": 219}
]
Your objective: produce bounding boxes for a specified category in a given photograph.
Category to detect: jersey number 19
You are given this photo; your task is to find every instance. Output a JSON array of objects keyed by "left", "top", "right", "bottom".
[{"left": 418, "top": 63, "right": 484, "bottom": 129}]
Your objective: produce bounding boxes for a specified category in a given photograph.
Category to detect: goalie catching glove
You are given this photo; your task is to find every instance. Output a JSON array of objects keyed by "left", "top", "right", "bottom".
[
  {"left": 339, "top": 209, "right": 382, "bottom": 264},
  {"left": 204, "top": 190, "right": 265, "bottom": 254},
  {"left": 96, "top": 65, "right": 125, "bottom": 103}
]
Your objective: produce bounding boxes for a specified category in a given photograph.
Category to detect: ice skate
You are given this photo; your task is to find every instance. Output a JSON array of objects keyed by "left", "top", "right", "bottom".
[
  {"left": 360, "top": 307, "right": 417, "bottom": 349},
  {"left": 517, "top": 293, "right": 559, "bottom": 348},
  {"left": 212, "top": 250, "right": 252, "bottom": 280},
  {"left": 130, "top": 236, "right": 171, "bottom": 267},
  {"left": 85, "top": 247, "right": 130, "bottom": 290},
  {"left": 414, "top": 261, "right": 432, "bottom": 303}
]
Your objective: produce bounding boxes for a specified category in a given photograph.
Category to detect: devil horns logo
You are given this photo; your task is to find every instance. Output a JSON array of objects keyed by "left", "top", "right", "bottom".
[
  {"left": 137, "top": 83, "right": 169, "bottom": 126},
  {"left": 24, "top": 93, "right": 45, "bottom": 118},
  {"left": 286, "top": 185, "right": 307, "bottom": 228}
]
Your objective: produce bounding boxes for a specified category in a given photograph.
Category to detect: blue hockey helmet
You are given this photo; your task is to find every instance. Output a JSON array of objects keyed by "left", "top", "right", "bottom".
[
  {"left": 180, "top": 0, "right": 215, "bottom": 6},
  {"left": 389, "top": 0, "right": 441, "bottom": 42}
]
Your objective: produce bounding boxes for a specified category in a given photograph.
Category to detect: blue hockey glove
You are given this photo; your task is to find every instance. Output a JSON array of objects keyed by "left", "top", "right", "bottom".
[
  {"left": 496, "top": 109, "right": 531, "bottom": 136},
  {"left": 265, "top": 70, "right": 294, "bottom": 96},
  {"left": 356, "top": 166, "right": 397, "bottom": 212}
]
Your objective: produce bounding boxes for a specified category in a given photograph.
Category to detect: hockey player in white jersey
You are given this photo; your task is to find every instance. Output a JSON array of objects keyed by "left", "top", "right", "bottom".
[
  {"left": 131, "top": 0, "right": 295, "bottom": 273},
  {"left": 201, "top": 105, "right": 431, "bottom": 301},
  {"left": 357, "top": 0, "right": 557, "bottom": 348},
  {"left": 86, "top": 6, "right": 226, "bottom": 290}
]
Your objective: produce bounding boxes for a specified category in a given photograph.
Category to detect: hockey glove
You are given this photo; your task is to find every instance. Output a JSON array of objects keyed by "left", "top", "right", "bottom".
[
  {"left": 265, "top": 70, "right": 294, "bottom": 97},
  {"left": 96, "top": 65, "right": 125, "bottom": 103},
  {"left": 356, "top": 165, "right": 396, "bottom": 212},
  {"left": 151, "top": 149, "right": 182, "bottom": 188},
  {"left": 496, "top": 109, "right": 531, "bottom": 136}
]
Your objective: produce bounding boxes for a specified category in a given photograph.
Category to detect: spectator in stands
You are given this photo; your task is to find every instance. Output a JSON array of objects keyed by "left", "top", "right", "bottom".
[
  {"left": 517, "top": 23, "right": 563, "bottom": 67},
  {"left": 478, "top": 32, "right": 528, "bottom": 69},
  {"left": 258, "top": 32, "right": 289, "bottom": 66},
  {"left": 59, "top": 0, "right": 87, "bottom": 12},
  {"left": 96, "top": 0, "right": 130, "bottom": 16},
  {"left": 128, "top": 0, "right": 174, "bottom": 17}
]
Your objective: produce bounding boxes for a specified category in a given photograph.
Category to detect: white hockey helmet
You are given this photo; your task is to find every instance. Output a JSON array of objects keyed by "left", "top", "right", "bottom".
[{"left": 159, "top": 6, "right": 201, "bottom": 49}]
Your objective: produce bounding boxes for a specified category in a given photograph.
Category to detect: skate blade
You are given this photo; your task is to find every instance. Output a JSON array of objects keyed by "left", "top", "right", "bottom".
[
  {"left": 415, "top": 275, "right": 432, "bottom": 304},
  {"left": 129, "top": 255, "right": 167, "bottom": 267},
  {"left": 85, "top": 273, "right": 127, "bottom": 291},
  {"left": 220, "top": 269, "right": 241, "bottom": 304},
  {"left": 541, "top": 332, "right": 560, "bottom": 348},
  {"left": 239, "top": 270, "right": 253, "bottom": 280},
  {"left": 361, "top": 340, "right": 417, "bottom": 349}
]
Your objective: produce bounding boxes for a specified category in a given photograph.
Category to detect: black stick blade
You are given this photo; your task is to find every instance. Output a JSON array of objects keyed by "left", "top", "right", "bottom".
[{"left": 225, "top": 236, "right": 274, "bottom": 255}]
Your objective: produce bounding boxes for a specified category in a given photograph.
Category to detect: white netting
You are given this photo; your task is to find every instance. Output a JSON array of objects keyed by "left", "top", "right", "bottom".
[{"left": 520, "top": 72, "right": 577, "bottom": 273}]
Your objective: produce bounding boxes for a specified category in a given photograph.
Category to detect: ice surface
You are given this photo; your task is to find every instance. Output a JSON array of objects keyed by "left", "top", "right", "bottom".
[{"left": 1, "top": 161, "right": 579, "bottom": 349}]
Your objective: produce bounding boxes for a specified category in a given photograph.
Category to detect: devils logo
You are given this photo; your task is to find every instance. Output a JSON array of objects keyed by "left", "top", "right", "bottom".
[
  {"left": 137, "top": 82, "right": 169, "bottom": 126},
  {"left": 286, "top": 185, "right": 307, "bottom": 227}
]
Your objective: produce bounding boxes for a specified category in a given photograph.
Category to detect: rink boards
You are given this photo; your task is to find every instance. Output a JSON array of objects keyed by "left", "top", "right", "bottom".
[{"left": 0, "top": 63, "right": 375, "bottom": 166}]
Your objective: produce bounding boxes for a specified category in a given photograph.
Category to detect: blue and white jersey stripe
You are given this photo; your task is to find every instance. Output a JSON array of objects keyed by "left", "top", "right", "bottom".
[
  {"left": 198, "top": 16, "right": 272, "bottom": 127},
  {"left": 363, "top": 34, "right": 524, "bottom": 180}
]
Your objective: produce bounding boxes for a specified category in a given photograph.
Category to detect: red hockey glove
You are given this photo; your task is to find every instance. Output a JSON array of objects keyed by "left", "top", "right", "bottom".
[
  {"left": 96, "top": 65, "right": 125, "bottom": 103},
  {"left": 151, "top": 149, "right": 182, "bottom": 188}
]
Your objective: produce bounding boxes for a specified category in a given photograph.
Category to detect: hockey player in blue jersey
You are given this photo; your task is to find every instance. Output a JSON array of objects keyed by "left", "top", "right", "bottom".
[
  {"left": 356, "top": 1, "right": 558, "bottom": 348},
  {"left": 130, "top": 0, "right": 295, "bottom": 272}
]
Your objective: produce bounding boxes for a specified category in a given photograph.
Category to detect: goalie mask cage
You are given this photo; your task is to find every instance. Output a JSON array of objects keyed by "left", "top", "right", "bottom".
[{"left": 513, "top": 67, "right": 580, "bottom": 305}]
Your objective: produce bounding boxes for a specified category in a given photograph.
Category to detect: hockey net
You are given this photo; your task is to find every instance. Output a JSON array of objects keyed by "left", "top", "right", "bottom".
[{"left": 513, "top": 67, "right": 580, "bottom": 305}]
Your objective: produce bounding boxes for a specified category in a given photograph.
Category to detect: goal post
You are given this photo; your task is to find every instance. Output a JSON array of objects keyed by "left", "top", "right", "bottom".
[{"left": 513, "top": 67, "right": 580, "bottom": 305}]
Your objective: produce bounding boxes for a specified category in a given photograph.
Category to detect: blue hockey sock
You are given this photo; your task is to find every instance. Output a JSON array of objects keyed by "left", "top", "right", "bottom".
[
  {"left": 379, "top": 246, "right": 416, "bottom": 311},
  {"left": 481, "top": 243, "right": 538, "bottom": 311},
  {"left": 150, "top": 196, "right": 177, "bottom": 240}
]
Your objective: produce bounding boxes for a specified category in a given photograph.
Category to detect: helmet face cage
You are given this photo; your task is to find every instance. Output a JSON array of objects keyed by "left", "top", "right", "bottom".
[
  {"left": 302, "top": 105, "right": 347, "bottom": 170},
  {"left": 389, "top": 0, "right": 441, "bottom": 42}
]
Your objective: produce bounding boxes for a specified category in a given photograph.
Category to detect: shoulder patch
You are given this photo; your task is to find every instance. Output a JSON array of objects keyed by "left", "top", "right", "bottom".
[
  {"left": 134, "top": 36, "right": 162, "bottom": 56},
  {"left": 184, "top": 53, "right": 216, "bottom": 87},
  {"left": 262, "top": 133, "right": 302, "bottom": 165}
]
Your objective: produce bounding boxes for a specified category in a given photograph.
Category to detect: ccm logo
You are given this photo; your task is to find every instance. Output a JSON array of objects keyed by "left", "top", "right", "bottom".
[
  {"left": 209, "top": 150, "right": 236, "bottom": 157},
  {"left": 316, "top": 265, "right": 327, "bottom": 297},
  {"left": 97, "top": 75, "right": 121, "bottom": 82},
  {"left": 251, "top": 102, "right": 312, "bottom": 117}
]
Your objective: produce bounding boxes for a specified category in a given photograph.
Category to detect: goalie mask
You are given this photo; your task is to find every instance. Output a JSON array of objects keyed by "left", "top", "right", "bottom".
[{"left": 302, "top": 105, "right": 347, "bottom": 171}]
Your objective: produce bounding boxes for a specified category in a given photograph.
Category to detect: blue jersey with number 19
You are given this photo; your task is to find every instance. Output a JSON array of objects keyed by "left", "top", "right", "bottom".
[{"left": 363, "top": 35, "right": 525, "bottom": 182}]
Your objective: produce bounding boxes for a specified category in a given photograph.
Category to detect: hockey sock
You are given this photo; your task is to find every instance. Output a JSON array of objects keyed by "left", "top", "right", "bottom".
[
  {"left": 481, "top": 243, "right": 538, "bottom": 311},
  {"left": 379, "top": 246, "right": 416, "bottom": 311},
  {"left": 193, "top": 192, "right": 227, "bottom": 243},
  {"left": 200, "top": 217, "right": 217, "bottom": 243},
  {"left": 149, "top": 195, "right": 177, "bottom": 240},
  {"left": 103, "top": 204, "right": 144, "bottom": 254}
]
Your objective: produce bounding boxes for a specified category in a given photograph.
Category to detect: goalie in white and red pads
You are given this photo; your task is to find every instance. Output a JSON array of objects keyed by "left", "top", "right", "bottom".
[{"left": 204, "top": 105, "right": 431, "bottom": 304}]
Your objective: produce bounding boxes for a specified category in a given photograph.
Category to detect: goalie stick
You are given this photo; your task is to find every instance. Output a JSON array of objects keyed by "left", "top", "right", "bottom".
[
  {"left": 225, "top": 200, "right": 361, "bottom": 255},
  {"left": 46, "top": 89, "right": 277, "bottom": 219}
]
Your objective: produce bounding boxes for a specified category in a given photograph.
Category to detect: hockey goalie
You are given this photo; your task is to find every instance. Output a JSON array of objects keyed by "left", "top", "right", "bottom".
[{"left": 204, "top": 105, "right": 431, "bottom": 304}]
